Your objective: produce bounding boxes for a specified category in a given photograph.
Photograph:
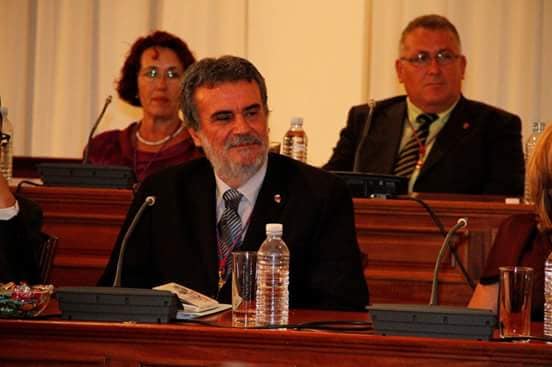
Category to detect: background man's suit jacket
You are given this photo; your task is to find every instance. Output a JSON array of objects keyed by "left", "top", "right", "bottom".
[
  {"left": 323, "top": 95, "right": 524, "bottom": 196},
  {"left": 99, "top": 153, "right": 369, "bottom": 310}
]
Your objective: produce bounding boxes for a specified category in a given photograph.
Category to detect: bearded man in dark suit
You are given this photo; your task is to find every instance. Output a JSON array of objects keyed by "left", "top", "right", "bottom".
[
  {"left": 99, "top": 56, "right": 369, "bottom": 310},
  {"left": 324, "top": 14, "right": 524, "bottom": 196}
]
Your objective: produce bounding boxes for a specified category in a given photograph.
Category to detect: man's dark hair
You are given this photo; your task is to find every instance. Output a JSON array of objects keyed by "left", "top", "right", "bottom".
[
  {"left": 117, "top": 30, "right": 195, "bottom": 107},
  {"left": 399, "top": 14, "right": 462, "bottom": 52},
  {"left": 181, "top": 55, "right": 268, "bottom": 131}
]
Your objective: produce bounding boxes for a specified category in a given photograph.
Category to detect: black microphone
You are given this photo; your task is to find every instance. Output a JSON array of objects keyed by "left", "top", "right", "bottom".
[
  {"left": 353, "top": 99, "right": 376, "bottom": 172},
  {"left": 37, "top": 96, "right": 135, "bottom": 188},
  {"left": 333, "top": 99, "right": 412, "bottom": 199},
  {"left": 367, "top": 217, "right": 497, "bottom": 340},
  {"left": 113, "top": 195, "right": 156, "bottom": 286},
  {"left": 429, "top": 218, "right": 467, "bottom": 306},
  {"left": 83, "top": 95, "right": 112, "bottom": 164},
  {"left": 56, "top": 195, "right": 178, "bottom": 323}
]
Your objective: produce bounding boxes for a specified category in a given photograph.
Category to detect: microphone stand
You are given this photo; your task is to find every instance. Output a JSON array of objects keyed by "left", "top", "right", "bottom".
[
  {"left": 353, "top": 99, "right": 376, "bottom": 172},
  {"left": 83, "top": 95, "right": 112, "bottom": 164},
  {"left": 113, "top": 196, "right": 156, "bottom": 286},
  {"left": 429, "top": 218, "right": 468, "bottom": 305}
]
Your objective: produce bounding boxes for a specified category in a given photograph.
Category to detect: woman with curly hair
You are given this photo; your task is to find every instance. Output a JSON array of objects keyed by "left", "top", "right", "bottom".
[{"left": 86, "top": 30, "right": 202, "bottom": 182}]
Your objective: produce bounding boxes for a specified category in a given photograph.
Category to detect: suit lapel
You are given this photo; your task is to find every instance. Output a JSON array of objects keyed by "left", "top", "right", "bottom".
[
  {"left": 421, "top": 96, "right": 473, "bottom": 174},
  {"left": 185, "top": 163, "right": 219, "bottom": 289},
  {"left": 361, "top": 100, "right": 406, "bottom": 173},
  {"left": 242, "top": 154, "right": 288, "bottom": 251}
]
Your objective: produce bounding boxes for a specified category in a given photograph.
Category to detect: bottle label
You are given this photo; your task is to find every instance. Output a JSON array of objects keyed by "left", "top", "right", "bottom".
[{"left": 290, "top": 137, "right": 305, "bottom": 152}]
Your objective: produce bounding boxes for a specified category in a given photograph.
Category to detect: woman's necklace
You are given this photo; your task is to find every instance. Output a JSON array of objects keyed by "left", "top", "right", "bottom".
[
  {"left": 135, "top": 121, "right": 185, "bottom": 146},
  {"left": 133, "top": 120, "right": 184, "bottom": 182}
]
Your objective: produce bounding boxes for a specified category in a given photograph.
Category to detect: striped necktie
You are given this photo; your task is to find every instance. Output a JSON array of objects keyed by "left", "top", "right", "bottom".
[
  {"left": 217, "top": 189, "right": 243, "bottom": 282},
  {"left": 393, "top": 113, "right": 439, "bottom": 178}
]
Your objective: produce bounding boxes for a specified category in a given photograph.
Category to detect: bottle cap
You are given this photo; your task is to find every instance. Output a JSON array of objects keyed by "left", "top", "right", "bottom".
[
  {"left": 266, "top": 223, "right": 283, "bottom": 235},
  {"left": 290, "top": 116, "right": 303, "bottom": 127}
]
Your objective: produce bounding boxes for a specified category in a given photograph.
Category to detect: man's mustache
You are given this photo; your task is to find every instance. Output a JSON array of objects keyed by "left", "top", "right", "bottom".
[{"left": 226, "top": 134, "right": 263, "bottom": 149}]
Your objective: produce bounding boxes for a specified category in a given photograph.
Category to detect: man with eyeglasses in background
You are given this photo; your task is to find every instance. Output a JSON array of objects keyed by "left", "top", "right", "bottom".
[{"left": 324, "top": 14, "right": 524, "bottom": 196}]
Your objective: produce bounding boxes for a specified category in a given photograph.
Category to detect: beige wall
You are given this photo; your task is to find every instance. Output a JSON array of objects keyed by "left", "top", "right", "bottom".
[
  {"left": 248, "top": 0, "right": 368, "bottom": 165},
  {"left": 1, "top": 0, "right": 551, "bottom": 166}
]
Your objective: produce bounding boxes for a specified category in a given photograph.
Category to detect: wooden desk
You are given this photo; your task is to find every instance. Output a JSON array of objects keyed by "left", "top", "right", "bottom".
[
  {"left": 16, "top": 185, "right": 532, "bottom": 305},
  {"left": 0, "top": 307, "right": 551, "bottom": 366}
]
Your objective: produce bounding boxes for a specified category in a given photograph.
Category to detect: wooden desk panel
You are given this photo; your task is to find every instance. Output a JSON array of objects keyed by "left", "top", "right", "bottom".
[
  {"left": 0, "top": 308, "right": 551, "bottom": 366},
  {"left": 17, "top": 185, "right": 132, "bottom": 286},
  {"left": 355, "top": 196, "right": 532, "bottom": 305},
  {"left": 16, "top": 185, "right": 533, "bottom": 305}
]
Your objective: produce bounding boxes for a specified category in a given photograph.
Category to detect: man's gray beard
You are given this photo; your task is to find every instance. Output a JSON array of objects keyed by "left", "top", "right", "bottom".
[{"left": 201, "top": 137, "right": 268, "bottom": 185}]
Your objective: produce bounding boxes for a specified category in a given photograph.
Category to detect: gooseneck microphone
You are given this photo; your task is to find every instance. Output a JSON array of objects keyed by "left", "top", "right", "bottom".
[
  {"left": 37, "top": 95, "right": 135, "bottom": 188},
  {"left": 113, "top": 195, "right": 156, "bottom": 287},
  {"left": 56, "top": 194, "right": 178, "bottom": 323},
  {"left": 367, "top": 217, "right": 497, "bottom": 340},
  {"left": 353, "top": 99, "right": 376, "bottom": 172},
  {"left": 83, "top": 95, "right": 112, "bottom": 164},
  {"left": 429, "top": 217, "right": 468, "bottom": 306}
]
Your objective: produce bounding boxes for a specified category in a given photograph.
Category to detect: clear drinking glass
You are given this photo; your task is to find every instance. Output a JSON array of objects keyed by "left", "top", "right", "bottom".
[
  {"left": 499, "top": 266, "right": 534, "bottom": 339},
  {"left": 231, "top": 251, "right": 257, "bottom": 328}
]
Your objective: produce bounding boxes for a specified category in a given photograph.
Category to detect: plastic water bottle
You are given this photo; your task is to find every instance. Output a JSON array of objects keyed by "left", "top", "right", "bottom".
[
  {"left": 282, "top": 117, "right": 307, "bottom": 163},
  {"left": 545, "top": 252, "right": 552, "bottom": 336},
  {"left": 0, "top": 107, "right": 13, "bottom": 181},
  {"left": 524, "top": 122, "right": 546, "bottom": 203},
  {"left": 255, "top": 223, "right": 290, "bottom": 326}
]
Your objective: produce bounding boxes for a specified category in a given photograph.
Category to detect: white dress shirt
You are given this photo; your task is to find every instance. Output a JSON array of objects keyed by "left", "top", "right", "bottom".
[
  {"left": 215, "top": 158, "right": 268, "bottom": 240},
  {"left": 0, "top": 200, "right": 19, "bottom": 220}
]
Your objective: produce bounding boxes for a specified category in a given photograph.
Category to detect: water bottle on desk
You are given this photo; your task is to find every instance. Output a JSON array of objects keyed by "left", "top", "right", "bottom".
[
  {"left": 255, "top": 223, "right": 290, "bottom": 326},
  {"left": 545, "top": 252, "right": 552, "bottom": 336},
  {"left": 524, "top": 122, "right": 545, "bottom": 203},
  {"left": 282, "top": 117, "right": 307, "bottom": 163},
  {"left": 0, "top": 106, "right": 13, "bottom": 181}
]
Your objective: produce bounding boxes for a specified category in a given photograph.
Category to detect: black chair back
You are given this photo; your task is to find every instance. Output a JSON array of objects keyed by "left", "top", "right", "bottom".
[{"left": 37, "top": 233, "right": 57, "bottom": 284}]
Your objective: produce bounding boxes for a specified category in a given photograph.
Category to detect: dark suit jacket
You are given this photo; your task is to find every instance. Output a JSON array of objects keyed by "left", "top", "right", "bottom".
[
  {"left": 99, "top": 153, "right": 369, "bottom": 311},
  {"left": 0, "top": 196, "right": 42, "bottom": 284},
  {"left": 323, "top": 95, "right": 524, "bottom": 196}
]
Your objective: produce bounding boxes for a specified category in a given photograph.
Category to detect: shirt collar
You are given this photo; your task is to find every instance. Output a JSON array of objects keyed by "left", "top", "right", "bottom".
[
  {"left": 406, "top": 97, "right": 459, "bottom": 125},
  {"left": 215, "top": 156, "right": 268, "bottom": 208}
]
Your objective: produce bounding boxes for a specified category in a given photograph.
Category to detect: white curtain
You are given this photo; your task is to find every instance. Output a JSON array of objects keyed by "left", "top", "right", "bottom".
[{"left": 0, "top": 0, "right": 550, "bottom": 165}]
